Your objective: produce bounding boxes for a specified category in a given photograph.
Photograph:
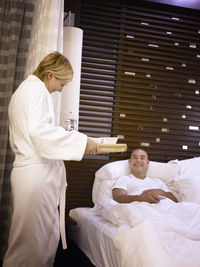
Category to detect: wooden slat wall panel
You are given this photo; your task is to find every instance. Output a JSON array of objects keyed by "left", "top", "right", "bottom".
[
  {"left": 114, "top": 0, "right": 200, "bottom": 161},
  {"left": 79, "top": 0, "right": 200, "bottom": 160},
  {"left": 65, "top": 0, "right": 200, "bottom": 214},
  {"left": 65, "top": 159, "right": 112, "bottom": 214}
]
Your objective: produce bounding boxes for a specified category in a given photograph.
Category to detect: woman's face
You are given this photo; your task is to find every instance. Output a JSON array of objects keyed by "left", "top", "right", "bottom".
[{"left": 45, "top": 73, "right": 68, "bottom": 93}]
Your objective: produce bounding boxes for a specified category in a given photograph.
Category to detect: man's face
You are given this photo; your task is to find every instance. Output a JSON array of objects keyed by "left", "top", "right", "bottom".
[{"left": 129, "top": 149, "right": 149, "bottom": 178}]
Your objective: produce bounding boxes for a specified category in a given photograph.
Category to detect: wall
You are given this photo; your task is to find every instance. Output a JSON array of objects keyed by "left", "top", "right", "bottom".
[{"left": 64, "top": 0, "right": 200, "bottom": 213}]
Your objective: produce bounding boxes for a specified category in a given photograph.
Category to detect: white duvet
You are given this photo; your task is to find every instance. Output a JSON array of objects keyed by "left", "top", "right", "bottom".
[{"left": 94, "top": 198, "right": 200, "bottom": 267}]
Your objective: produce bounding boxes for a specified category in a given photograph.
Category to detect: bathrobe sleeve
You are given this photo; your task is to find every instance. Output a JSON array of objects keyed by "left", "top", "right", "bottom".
[{"left": 24, "top": 82, "right": 87, "bottom": 161}]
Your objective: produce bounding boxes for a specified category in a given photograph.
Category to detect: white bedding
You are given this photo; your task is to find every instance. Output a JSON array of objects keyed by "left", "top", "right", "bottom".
[
  {"left": 68, "top": 207, "right": 121, "bottom": 267},
  {"left": 69, "top": 157, "right": 200, "bottom": 267},
  {"left": 69, "top": 201, "right": 200, "bottom": 267},
  {"left": 94, "top": 198, "right": 200, "bottom": 267}
]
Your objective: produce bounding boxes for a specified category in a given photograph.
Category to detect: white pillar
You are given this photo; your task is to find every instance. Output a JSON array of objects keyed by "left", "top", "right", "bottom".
[{"left": 60, "top": 26, "right": 83, "bottom": 129}]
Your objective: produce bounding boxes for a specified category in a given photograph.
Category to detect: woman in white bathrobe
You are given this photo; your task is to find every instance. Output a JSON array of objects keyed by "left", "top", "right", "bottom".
[{"left": 3, "top": 51, "right": 99, "bottom": 267}]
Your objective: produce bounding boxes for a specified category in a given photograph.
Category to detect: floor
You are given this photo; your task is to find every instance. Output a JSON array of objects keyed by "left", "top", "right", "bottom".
[
  {"left": 54, "top": 237, "right": 94, "bottom": 267},
  {"left": 1, "top": 238, "right": 94, "bottom": 267}
]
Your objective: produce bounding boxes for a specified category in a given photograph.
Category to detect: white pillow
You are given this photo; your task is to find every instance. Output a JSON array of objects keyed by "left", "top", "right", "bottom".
[
  {"left": 174, "top": 175, "right": 200, "bottom": 204},
  {"left": 95, "top": 180, "right": 114, "bottom": 203},
  {"left": 95, "top": 159, "right": 130, "bottom": 181},
  {"left": 92, "top": 159, "right": 179, "bottom": 204},
  {"left": 147, "top": 160, "right": 179, "bottom": 184},
  {"left": 178, "top": 157, "right": 200, "bottom": 176},
  {"left": 92, "top": 160, "right": 130, "bottom": 204},
  {"left": 174, "top": 157, "right": 200, "bottom": 204}
]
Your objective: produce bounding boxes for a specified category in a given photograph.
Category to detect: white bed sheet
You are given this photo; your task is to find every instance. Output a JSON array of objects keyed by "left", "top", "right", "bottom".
[
  {"left": 69, "top": 203, "right": 200, "bottom": 267},
  {"left": 94, "top": 198, "right": 200, "bottom": 267},
  {"left": 68, "top": 207, "right": 121, "bottom": 267}
]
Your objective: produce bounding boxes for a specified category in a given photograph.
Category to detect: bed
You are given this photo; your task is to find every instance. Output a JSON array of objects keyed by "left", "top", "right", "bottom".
[{"left": 68, "top": 157, "right": 200, "bottom": 267}]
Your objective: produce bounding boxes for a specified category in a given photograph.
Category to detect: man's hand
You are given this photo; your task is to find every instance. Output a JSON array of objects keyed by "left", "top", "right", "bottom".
[
  {"left": 139, "top": 194, "right": 160, "bottom": 204},
  {"left": 84, "top": 138, "right": 100, "bottom": 155},
  {"left": 140, "top": 189, "right": 163, "bottom": 203},
  {"left": 141, "top": 189, "right": 164, "bottom": 199},
  {"left": 141, "top": 188, "right": 178, "bottom": 203},
  {"left": 112, "top": 188, "right": 160, "bottom": 204}
]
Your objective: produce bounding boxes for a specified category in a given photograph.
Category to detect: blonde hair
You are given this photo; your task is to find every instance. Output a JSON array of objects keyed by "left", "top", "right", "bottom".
[{"left": 33, "top": 51, "right": 73, "bottom": 82}]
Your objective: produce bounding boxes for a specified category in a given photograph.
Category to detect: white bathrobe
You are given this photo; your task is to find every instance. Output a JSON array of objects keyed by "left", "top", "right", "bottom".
[{"left": 3, "top": 75, "right": 87, "bottom": 267}]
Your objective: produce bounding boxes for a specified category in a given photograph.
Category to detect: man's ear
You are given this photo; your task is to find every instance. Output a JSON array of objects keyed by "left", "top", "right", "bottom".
[{"left": 147, "top": 160, "right": 149, "bottom": 168}]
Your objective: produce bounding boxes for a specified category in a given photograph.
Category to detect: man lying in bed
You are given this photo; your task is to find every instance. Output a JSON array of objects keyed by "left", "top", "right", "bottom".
[
  {"left": 112, "top": 148, "right": 178, "bottom": 204},
  {"left": 106, "top": 149, "right": 200, "bottom": 267}
]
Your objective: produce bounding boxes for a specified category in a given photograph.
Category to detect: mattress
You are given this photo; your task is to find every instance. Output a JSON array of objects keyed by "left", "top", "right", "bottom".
[
  {"left": 68, "top": 207, "right": 121, "bottom": 267},
  {"left": 69, "top": 204, "right": 200, "bottom": 267}
]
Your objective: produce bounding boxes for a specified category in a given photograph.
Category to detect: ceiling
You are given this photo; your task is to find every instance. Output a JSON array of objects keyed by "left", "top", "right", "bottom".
[{"left": 144, "top": 0, "right": 200, "bottom": 10}]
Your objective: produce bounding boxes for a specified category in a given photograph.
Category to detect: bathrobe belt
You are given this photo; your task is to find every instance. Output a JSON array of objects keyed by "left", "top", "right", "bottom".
[
  {"left": 59, "top": 166, "right": 67, "bottom": 249},
  {"left": 13, "top": 157, "right": 67, "bottom": 249}
]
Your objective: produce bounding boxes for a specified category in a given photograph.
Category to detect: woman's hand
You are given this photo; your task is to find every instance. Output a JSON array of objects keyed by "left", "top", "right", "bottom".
[{"left": 84, "top": 138, "right": 100, "bottom": 155}]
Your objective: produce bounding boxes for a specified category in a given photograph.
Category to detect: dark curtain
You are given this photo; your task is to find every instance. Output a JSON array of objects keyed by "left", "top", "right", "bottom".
[{"left": 0, "top": 0, "right": 35, "bottom": 260}]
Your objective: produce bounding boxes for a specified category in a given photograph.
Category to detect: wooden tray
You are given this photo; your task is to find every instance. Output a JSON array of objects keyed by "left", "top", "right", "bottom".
[{"left": 99, "top": 144, "right": 127, "bottom": 153}]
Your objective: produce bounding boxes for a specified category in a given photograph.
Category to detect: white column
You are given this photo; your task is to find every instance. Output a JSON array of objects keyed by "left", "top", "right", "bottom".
[{"left": 60, "top": 26, "right": 83, "bottom": 129}]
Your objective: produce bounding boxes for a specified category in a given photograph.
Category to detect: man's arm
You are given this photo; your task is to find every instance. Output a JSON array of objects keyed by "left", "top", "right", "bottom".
[
  {"left": 112, "top": 188, "right": 159, "bottom": 204},
  {"left": 142, "top": 189, "right": 178, "bottom": 203}
]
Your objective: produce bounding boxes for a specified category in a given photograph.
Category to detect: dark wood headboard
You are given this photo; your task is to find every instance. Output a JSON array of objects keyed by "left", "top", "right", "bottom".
[{"left": 65, "top": 158, "right": 109, "bottom": 217}]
